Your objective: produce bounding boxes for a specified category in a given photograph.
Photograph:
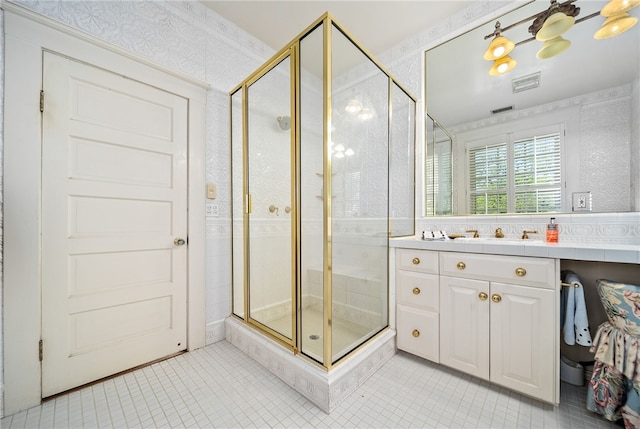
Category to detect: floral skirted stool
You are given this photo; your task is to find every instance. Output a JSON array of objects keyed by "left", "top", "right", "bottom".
[{"left": 587, "top": 279, "right": 640, "bottom": 428}]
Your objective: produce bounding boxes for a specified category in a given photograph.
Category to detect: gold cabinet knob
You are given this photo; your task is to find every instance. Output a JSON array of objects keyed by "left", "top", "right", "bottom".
[
  {"left": 515, "top": 267, "right": 526, "bottom": 277},
  {"left": 478, "top": 292, "right": 488, "bottom": 301},
  {"left": 456, "top": 261, "right": 466, "bottom": 270},
  {"left": 412, "top": 287, "right": 421, "bottom": 295},
  {"left": 412, "top": 257, "right": 420, "bottom": 265},
  {"left": 174, "top": 237, "right": 186, "bottom": 246},
  {"left": 412, "top": 329, "right": 420, "bottom": 337},
  {"left": 491, "top": 294, "right": 502, "bottom": 303}
]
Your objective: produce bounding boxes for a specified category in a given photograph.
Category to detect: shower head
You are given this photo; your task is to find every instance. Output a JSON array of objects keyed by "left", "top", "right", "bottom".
[{"left": 276, "top": 115, "right": 291, "bottom": 131}]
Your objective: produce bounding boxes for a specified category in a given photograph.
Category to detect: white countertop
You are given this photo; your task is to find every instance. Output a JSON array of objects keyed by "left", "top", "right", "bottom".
[{"left": 391, "top": 237, "right": 640, "bottom": 264}]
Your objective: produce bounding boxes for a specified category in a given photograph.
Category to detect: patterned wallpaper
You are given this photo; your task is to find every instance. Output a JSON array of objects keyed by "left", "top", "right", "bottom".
[
  {"left": 1, "top": 0, "right": 280, "bottom": 354},
  {"left": 2, "top": 0, "right": 640, "bottom": 418},
  {"left": 1, "top": 5, "right": 638, "bottom": 405}
]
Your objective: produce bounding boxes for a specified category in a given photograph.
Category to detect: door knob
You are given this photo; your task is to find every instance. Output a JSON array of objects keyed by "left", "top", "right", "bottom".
[{"left": 174, "top": 238, "right": 186, "bottom": 247}]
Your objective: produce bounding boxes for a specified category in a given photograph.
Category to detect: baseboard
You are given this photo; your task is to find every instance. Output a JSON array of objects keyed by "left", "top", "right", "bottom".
[{"left": 205, "top": 319, "right": 226, "bottom": 345}]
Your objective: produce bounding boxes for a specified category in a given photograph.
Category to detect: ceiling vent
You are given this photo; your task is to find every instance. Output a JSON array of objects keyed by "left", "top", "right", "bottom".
[
  {"left": 491, "top": 105, "right": 514, "bottom": 115},
  {"left": 512, "top": 71, "right": 541, "bottom": 93}
]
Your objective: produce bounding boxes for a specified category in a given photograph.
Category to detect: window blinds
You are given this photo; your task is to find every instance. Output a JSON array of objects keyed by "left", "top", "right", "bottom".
[{"left": 468, "top": 132, "right": 561, "bottom": 214}]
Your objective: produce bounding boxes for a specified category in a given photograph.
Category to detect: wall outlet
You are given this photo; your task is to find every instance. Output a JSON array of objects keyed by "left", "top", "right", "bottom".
[
  {"left": 572, "top": 191, "right": 592, "bottom": 212},
  {"left": 206, "top": 203, "right": 219, "bottom": 217}
]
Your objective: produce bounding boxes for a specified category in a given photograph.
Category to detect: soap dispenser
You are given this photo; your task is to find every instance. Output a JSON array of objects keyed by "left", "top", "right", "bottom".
[{"left": 546, "top": 217, "right": 558, "bottom": 243}]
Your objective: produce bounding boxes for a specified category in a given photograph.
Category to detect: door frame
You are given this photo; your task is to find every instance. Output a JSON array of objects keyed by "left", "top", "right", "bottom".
[{"left": 3, "top": 5, "right": 209, "bottom": 415}]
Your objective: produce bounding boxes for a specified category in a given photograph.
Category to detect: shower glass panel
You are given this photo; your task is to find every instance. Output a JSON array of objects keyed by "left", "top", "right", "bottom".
[
  {"left": 390, "top": 83, "right": 416, "bottom": 237},
  {"left": 247, "top": 55, "right": 294, "bottom": 341},
  {"left": 231, "top": 89, "right": 244, "bottom": 319},
  {"left": 299, "top": 25, "right": 325, "bottom": 363},
  {"left": 330, "top": 26, "right": 389, "bottom": 363},
  {"left": 230, "top": 13, "right": 416, "bottom": 371}
]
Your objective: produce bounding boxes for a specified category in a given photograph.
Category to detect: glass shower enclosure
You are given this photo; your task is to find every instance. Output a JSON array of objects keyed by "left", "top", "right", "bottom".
[
  {"left": 230, "top": 13, "right": 416, "bottom": 369},
  {"left": 425, "top": 114, "right": 453, "bottom": 216}
]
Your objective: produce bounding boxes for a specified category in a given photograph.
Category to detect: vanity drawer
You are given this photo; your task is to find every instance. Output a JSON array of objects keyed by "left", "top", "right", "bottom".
[
  {"left": 396, "top": 249, "right": 438, "bottom": 274},
  {"left": 397, "top": 304, "right": 439, "bottom": 363},
  {"left": 439, "top": 252, "right": 556, "bottom": 289},
  {"left": 397, "top": 270, "right": 439, "bottom": 311}
]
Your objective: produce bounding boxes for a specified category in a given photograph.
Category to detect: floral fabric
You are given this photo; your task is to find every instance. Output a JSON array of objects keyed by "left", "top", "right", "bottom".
[{"left": 587, "top": 280, "right": 640, "bottom": 428}]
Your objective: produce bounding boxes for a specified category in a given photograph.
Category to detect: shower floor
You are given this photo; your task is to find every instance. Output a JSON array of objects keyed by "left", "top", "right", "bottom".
[{"left": 268, "top": 307, "right": 374, "bottom": 362}]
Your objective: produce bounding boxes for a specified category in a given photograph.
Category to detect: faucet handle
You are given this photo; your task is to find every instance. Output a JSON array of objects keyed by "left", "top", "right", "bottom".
[
  {"left": 521, "top": 230, "right": 538, "bottom": 239},
  {"left": 466, "top": 229, "right": 479, "bottom": 238}
]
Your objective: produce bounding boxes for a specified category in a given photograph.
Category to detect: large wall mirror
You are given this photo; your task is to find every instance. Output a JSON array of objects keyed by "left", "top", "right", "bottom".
[{"left": 425, "top": 0, "right": 639, "bottom": 216}]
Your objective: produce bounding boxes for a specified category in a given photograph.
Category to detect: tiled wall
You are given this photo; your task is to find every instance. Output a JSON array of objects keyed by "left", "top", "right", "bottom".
[
  {"left": 580, "top": 89, "right": 633, "bottom": 212},
  {"left": 417, "top": 211, "right": 640, "bottom": 246}
]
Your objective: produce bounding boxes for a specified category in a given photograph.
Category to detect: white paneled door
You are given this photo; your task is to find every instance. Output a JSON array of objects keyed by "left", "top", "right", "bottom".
[{"left": 41, "top": 52, "right": 189, "bottom": 397}]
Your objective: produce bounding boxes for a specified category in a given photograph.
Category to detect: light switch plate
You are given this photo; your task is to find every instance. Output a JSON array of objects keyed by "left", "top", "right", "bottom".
[
  {"left": 572, "top": 191, "right": 592, "bottom": 212},
  {"left": 206, "top": 184, "right": 217, "bottom": 199}
]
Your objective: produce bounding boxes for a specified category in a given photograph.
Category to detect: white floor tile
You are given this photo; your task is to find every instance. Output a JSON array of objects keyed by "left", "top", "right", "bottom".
[{"left": 1, "top": 341, "right": 622, "bottom": 428}]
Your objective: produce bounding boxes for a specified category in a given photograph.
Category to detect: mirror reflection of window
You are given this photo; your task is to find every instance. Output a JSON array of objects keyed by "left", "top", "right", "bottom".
[{"left": 467, "top": 126, "right": 562, "bottom": 214}]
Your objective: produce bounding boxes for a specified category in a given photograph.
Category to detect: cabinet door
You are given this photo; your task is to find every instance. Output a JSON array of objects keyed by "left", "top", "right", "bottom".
[
  {"left": 440, "top": 276, "right": 490, "bottom": 379},
  {"left": 489, "top": 282, "right": 555, "bottom": 403}
]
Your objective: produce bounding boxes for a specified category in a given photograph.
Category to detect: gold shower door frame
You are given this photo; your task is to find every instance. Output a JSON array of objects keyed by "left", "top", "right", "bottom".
[
  {"left": 239, "top": 47, "right": 299, "bottom": 351},
  {"left": 230, "top": 13, "right": 417, "bottom": 371}
]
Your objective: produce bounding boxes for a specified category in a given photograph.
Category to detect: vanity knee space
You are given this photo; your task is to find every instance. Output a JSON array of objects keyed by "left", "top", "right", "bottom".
[{"left": 395, "top": 247, "right": 560, "bottom": 404}]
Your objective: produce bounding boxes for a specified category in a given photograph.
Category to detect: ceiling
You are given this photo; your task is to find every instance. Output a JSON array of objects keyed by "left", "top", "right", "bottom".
[
  {"left": 201, "top": 1, "right": 476, "bottom": 55},
  {"left": 427, "top": 0, "right": 639, "bottom": 126},
  {"left": 203, "top": 1, "right": 639, "bottom": 128}
]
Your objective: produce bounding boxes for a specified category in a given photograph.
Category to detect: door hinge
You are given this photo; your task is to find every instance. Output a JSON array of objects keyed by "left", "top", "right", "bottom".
[
  {"left": 40, "top": 90, "right": 44, "bottom": 113},
  {"left": 39, "top": 339, "right": 43, "bottom": 362}
]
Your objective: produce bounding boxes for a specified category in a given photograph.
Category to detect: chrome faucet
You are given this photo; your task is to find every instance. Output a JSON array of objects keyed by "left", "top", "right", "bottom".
[
  {"left": 495, "top": 228, "right": 504, "bottom": 238},
  {"left": 521, "top": 230, "right": 538, "bottom": 239},
  {"left": 466, "top": 229, "right": 479, "bottom": 238}
]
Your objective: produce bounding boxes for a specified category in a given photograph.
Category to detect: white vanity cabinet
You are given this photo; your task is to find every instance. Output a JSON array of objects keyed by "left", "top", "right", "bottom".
[
  {"left": 439, "top": 252, "right": 558, "bottom": 403},
  {"left": 395, "top": 249, "right": 440, "bottom": 362}
]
